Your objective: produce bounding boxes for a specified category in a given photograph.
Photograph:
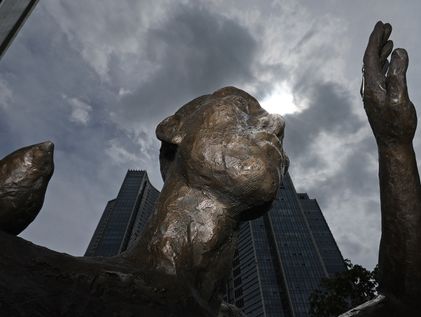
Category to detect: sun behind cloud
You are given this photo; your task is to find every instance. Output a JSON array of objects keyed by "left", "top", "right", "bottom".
[{"left": 260, "top": 82, "right": 301, "bottom": 115}]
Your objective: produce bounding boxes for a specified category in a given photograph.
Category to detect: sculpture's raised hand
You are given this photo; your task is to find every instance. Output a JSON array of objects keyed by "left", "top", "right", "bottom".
[
  {"left": 362, "top": 21, "right": 417, "bottom": 146},
  {"left": 344, "top": 21, "right": 421, "bottom": 317}
]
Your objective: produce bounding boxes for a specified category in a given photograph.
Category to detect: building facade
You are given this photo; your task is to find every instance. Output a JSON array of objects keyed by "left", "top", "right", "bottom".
[
  {"left": 0, "top": 0, "right": 39, "bottom": 58},
  {"left": 297, "top": 193, "right": 345, "bottom": 277},
  {"left": 84, "top": 170, "right": 159, "bottom": 256},
  {"left": 224, "top": 173, "right": 345, "bottom": 317},
  {"left": 85, "top": 171, "right": 344, "bottom": 316}
]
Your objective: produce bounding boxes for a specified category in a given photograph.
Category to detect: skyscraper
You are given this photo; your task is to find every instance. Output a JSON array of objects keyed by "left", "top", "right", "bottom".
[
  {"left": 224, "top": 173, "right": 345, "bottom": 317},
  {"left": 85, "top": 170, "right": 159, "bottom": 256},
  {"left": 297, "top": 193, "right": 345, "bottom": 277},
  {"left": 0, "top": 0, "right": 39, "bottom": 58},
  {"left": 85, "top": 171, "right": 344, "bottom": 316}
]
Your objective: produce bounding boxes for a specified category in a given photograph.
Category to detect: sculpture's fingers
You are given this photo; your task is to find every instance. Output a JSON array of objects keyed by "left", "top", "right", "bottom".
[
  {"left": 382, "top": 23, "right": 392, "bottom": 43},
  {"left": 386, "top": 48, "right": 410, "bottom": 105},
  {"left": 381, "top": 59, "right": 389, "bottom": 76},
  {"left": 362, "top": 22, "right": 391, "bottom": 106},
  {"left": 380, "top": 40, "right": 393, "bottom": 72},
  {"left": 363, "top": 21, "right": 390, "bottom": 76}
]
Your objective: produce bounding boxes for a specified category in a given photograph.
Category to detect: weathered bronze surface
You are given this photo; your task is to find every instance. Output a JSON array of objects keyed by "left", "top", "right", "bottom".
[
  {"left": 0, "top": 141, "right": 54, "bottom": 235},
  {"left": 340, "top": 21, "right": 421, "bottom": 316},
  {"left": 125, "top": 87, "right": 288, "bottom": 312},
  {"left": 2, "top": 22, "right": 421, "bottom": 316},
  {"left": 0, "top": 87, "right": 288, "bottom": 316}
]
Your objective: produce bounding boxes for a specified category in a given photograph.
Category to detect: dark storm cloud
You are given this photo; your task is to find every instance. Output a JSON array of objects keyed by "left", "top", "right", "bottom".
[
  {"left": 116, "top": 4, "right": 258, "bottom": 126},
  {"left": 2, "top": 0, "right": 418, "bottom": 270},
  {"left": 0, "top": 4, "right": 125, "bottom": 185},
  {"left": 0, "top": 5, "right": 114, "bottom": 143},
  {"left": 4, "top": 1, "right": 366, "bottom": 256},
  {"left": 0, "top": 5, "right": 135, "bottom": 253},
  {"left": 339, "top": 236, "right": 368, "bottom": 260},
  {"left": 284, "top": 81, "right": 364, "bottom": 163},
  {"left": 303, "top": 135, "right": 379, "bottom": 208},
  {"left": 291, "top": 28, "right": 318, "bottom": 54},
  {"left": 9, "top": 1, "right": 260, "bottom": 252}
]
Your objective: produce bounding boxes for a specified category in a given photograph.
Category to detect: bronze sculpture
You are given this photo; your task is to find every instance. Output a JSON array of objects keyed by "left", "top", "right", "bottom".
[
  {"left": 0, "top": 21, "right": 420, "bottom": 317},
  {"left": 0, "top": 87, "right": 288, "bottom": 316},
  {"left": 0, "top": 141, "right": 54, "bottom": 235},
  {"left": 125, "top": 87, "right": 288, "bottom": 310},
  {"left": 340, "top": 21, "right": 421, "bottom": 316}
]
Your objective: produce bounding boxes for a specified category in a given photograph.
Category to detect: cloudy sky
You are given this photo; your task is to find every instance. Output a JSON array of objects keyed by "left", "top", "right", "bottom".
[{"left": 2, "top": 0, "right": 421, "bottom": 270}]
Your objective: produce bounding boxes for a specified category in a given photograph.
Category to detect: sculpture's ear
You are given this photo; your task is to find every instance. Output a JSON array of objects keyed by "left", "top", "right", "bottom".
[{"left": 155, "top": 115, "right": 185, "bottom": 145}]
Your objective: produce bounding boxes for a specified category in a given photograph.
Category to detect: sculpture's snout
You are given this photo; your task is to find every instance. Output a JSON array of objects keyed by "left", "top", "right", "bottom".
[
  {"left": 258, "top": 113, "right": 285, "bottom": 138},
  {"left": 40, "top": 141, "right": 54, "bottom": 152}
]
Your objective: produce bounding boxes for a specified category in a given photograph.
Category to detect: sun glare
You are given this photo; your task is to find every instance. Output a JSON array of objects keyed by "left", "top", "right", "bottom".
[{"left": 260, "top": 82, "right": 301, "bottom": 115}]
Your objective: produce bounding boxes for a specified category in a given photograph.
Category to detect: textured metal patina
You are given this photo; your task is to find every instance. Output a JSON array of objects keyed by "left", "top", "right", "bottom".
[
  {"left": 0, "top": 141, "right": 53, "bottom": 235},
  {"left": 0, "top": 87, "right": 288, "bottom": 316},
  {"left": 341, "top": 21, "right": 421, "bottom": 316},
  {"left": 0, "top": 22, "right": 420, "bottom": 315}
]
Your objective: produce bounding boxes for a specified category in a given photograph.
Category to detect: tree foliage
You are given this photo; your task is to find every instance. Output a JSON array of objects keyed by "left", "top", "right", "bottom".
[{"left": 309, "top": 259, "right": 378, "bottom": 317}]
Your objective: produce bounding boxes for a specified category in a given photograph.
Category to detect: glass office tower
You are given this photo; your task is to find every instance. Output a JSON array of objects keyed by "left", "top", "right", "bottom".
[
  {"left": 85, "top": 170, "right": 159, "bottom": 256},
  {"left": 297, "top": 193, "right": 345, "bottom": 277},
  {"left": 224, "top": 173, "right": 345, "bottom": 317},
  {"left": 0, "top": 0, "right": 39, "bottom": 58},
  {"left": 86, "top": 171, "right": 344, "bottom": 316}
]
